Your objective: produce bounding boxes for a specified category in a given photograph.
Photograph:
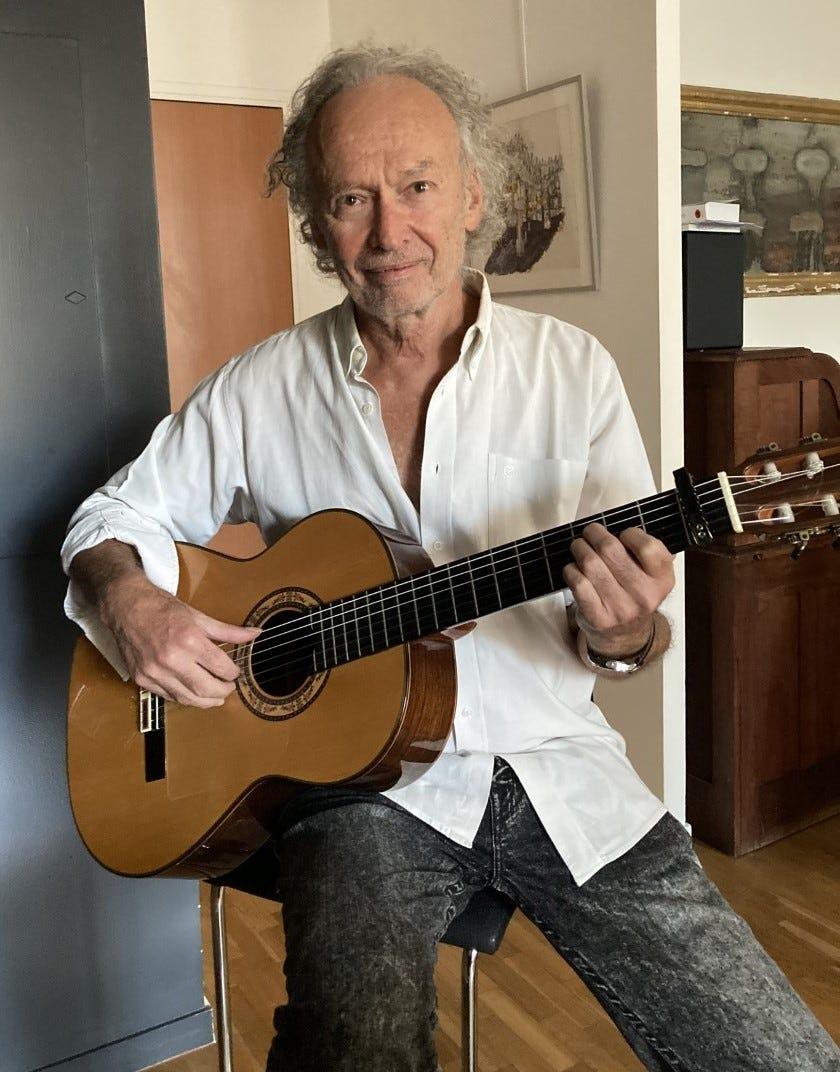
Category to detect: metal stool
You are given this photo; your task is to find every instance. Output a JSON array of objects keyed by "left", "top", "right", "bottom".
[{"left": 208, "top": 845, "right": 515, "bottom": 1072}]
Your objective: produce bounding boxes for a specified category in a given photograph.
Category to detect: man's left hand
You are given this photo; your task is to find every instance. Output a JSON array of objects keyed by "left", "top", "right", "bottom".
[{"left": 562, "top": 523, "right": 675, "bottom": 656}]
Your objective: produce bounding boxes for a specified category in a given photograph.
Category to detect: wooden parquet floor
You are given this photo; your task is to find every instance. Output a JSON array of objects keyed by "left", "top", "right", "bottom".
[{"left": 151, "top": 814, "right": 840, "bottom": 1072}]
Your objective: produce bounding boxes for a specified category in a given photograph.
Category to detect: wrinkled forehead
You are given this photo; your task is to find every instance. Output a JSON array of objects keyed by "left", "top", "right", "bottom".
[{"left": 307, "top": 75, "right": 463, "bottom": 192}]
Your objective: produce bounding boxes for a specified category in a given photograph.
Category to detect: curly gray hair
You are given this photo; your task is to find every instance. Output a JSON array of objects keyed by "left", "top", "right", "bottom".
[{"left": 266, "top": 44, "right": 508, "bottom": 274}]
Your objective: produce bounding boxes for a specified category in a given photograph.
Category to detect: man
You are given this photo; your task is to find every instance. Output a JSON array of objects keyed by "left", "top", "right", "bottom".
[{"left": 63, "top": 45, "right": 839, "bottom": 1072}]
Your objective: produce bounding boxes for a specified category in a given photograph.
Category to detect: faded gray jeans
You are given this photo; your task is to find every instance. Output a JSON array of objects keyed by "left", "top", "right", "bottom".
[{"left": 266, "top": 758, "right": 840, "bottom": 1071}]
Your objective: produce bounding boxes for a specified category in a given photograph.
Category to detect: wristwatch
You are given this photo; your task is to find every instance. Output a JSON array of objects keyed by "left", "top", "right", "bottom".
[{"left": 577, "top": 620, "right": 656, "bottom": 675}]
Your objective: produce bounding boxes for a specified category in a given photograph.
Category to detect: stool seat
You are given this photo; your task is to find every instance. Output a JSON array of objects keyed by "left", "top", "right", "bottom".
[{"left": 441, "top": 887, "right": 514, "bottom": 954}]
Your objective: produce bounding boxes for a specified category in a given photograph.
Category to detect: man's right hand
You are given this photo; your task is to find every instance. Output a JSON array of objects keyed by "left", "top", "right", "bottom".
[{"left": 101, "top": 574, "right": 261, "bottom": 709}]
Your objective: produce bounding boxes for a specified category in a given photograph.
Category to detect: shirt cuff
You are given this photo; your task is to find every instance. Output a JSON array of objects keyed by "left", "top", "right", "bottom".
[{"left": 61, "top": 514, "right": 180, "bottom": 681}]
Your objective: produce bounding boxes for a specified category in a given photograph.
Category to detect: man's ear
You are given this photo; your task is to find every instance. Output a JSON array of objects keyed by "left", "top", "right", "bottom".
[{"left": 465, "top": 170, "right": 484, "bottom": 234}]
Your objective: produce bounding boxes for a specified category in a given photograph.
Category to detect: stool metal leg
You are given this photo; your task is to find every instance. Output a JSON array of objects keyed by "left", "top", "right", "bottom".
[
  {"left": 210, "top": 885, "right": 234, "bottom": 1072},
  {"left": 460, "top": 947, "right": 478, "bottom": 1072}
]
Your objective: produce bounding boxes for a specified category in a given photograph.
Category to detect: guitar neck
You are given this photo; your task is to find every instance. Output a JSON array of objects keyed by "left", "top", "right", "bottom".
[{"left": 312, "top": 473, "right": 732, "bottom": 672}]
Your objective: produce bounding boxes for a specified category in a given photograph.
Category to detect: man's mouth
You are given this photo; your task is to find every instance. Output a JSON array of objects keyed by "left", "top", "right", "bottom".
[{"left": 361, "top": 262, "right": 419, "bottom": 280}]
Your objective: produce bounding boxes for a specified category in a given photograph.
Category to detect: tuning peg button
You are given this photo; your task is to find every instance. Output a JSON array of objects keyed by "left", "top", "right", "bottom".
[{"left": 821, "top": 495, "right": 839, "bottom": 516}]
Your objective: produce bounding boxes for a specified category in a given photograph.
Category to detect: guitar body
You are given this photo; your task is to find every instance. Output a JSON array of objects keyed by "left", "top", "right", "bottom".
[{"left": 67, "top": 510, "right": 457, "bottom": 879}]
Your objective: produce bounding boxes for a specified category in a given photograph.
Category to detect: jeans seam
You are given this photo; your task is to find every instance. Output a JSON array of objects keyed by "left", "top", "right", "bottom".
[
  {"left": 520, "top": 901, "right": 691, "bottom": 1072},
  {"left": 489, "top": 786, "right": 501, "bottom": 888}
]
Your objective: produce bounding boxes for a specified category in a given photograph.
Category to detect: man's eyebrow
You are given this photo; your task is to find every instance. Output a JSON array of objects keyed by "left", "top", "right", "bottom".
[{"left": 401, "top": 160, "right": 435, "bottom": 176}]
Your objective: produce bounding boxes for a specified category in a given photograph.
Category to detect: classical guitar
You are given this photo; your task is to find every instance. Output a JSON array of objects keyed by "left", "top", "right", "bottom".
[{"left": 67, "top": 437, "right": 840, "bottom": 879}]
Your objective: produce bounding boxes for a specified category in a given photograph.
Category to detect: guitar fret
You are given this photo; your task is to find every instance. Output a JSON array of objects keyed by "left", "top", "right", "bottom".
[
  {"left": 393, "top": 587, "right": 404, "bottom": 643},
  {"left": 318, "top": 608, "right": 328, "bottom": 671},
  {"left": 379, "top": 588, "right": 389, "bottom": 648},
  {"left": 489, "top": 548, "right": 503, "bottom": 609},
  {"left": 636, "top": 500, "right": 647, "bottom": 532},
  {"left": 329, "top": 603, "right": 337, "bottom": 668},
  {"left": 409, "top": 575, "right": 422, "bottom": 637},
  {"left": 512, "top": 541, "right": 528, "bottom": 599},
  {"left": 445, "top": 564, "right": 458, "bottom": 619},
  {"left": 339, "top": 599, "right": 350, "bottom": 662},
  {"left": 430, "top": 580, "right": 439, "bottom": 630},
  {"left": 465, "top": 557, "right": 480, "bottom": 617},
  {"left": 354, "top": 601, "right": 362, "bottom": 659},
  {"left": 366, "top": 591, "right": 375, "bottom": 654},
  {"left": 539, "top": 533, "right": 555, "bottom": 588}
]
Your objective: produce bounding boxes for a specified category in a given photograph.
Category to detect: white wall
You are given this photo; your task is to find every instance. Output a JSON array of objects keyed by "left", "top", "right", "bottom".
[
  {"left": 681, "top": 0, "right": 840, "bottom": 360},
  {"left": 329, "top": 0, "right": 685, "bottom": 806},
  {"left": 143, "top": 0, "right": 344, "bottom": 321}
]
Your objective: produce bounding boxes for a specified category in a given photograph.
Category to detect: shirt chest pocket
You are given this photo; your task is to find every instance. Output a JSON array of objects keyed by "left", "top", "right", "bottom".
[{"left": 488, "top": 453, "right": 587, "bottom": 547}]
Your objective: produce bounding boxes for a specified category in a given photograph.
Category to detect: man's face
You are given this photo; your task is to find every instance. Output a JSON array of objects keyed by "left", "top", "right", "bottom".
[{"left": 308, "top": 75, "right": 483, "bottom": 322}]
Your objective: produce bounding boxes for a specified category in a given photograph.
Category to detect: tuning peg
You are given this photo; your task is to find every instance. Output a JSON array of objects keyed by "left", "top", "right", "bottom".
[
  {"left": 799, "top": 432, "right": 824, "bottom": 445},
  {"left": 756, "top": 442, "right": 780, "bottom": 455},
  {"left": 790, "top": 538, "right": 809, "bottom": 560}
]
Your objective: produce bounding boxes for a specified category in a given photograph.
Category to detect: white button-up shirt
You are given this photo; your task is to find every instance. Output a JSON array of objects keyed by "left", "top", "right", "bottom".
[{"left": 61, "top": 269, "right": 666, "bottom": 885}]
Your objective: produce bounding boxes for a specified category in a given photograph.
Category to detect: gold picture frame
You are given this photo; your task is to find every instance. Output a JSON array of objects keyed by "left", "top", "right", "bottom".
[{"left": 681, "top": 85, "right": 840, "bottom": 298}]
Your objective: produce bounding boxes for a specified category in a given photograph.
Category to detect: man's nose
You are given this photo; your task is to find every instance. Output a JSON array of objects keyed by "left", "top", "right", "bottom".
[{"left": 369, "top": 194, "right": 408, "bottom": 250}]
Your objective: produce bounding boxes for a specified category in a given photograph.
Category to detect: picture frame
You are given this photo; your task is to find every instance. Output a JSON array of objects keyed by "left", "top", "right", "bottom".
[
  {"left": 477, "top": 75, "right": 599, "bottom": 295},
  {"left": 681, "top": 85, "right": 840, "bottom": 298}
]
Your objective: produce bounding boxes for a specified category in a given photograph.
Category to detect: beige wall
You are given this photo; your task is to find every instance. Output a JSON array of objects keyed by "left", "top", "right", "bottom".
[
  {"left": 329, "top": 0, "right": 685, "bottom": 807},
  {"left": 681, "top": 0, "right": 840, "bottom": 360}
]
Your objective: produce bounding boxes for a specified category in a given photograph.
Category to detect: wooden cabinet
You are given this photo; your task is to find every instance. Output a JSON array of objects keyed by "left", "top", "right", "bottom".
[{"left": 684, "top": 347, "right": 840, "bottom": 854}]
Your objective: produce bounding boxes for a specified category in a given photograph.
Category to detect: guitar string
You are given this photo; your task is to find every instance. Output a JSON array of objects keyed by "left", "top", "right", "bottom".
[
  {"left": 217, "top": 478, "right": 722, "bottom": 660},
  {"left": 230, "top": 461, "right": 835, "bottom": 657},
  {"left": 238, "top": 497, "right": 803, "bottom": 685},
  {"left": 151, "top": 471, "right": 836, "bottom": 706},
  {"left": 204, "top": 463, "right": 831, "bottom": 677},
  {"left": 231, "top": 496, "right": 791, "bottom": 685},
  {"left": 219, "top": 463, "right": 833, "bottom": 670}
]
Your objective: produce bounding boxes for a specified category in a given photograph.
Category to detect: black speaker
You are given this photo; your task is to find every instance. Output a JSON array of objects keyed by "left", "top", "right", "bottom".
[{"left": 682, "top": 231, "right": 744, "bottom": 350}]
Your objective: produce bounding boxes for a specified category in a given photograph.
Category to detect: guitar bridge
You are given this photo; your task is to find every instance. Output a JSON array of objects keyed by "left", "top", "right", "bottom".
[
  {"left": 139, "top": 689, "right": 166, "bottom": 782},
  {"left": 139, "top": 688, "right": 164, "bottom": 733}
]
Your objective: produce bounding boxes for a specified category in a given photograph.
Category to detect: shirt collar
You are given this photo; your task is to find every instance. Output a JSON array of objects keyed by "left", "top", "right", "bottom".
[{"left": 335, "top": 267, "right": 493, "bottom": 381}]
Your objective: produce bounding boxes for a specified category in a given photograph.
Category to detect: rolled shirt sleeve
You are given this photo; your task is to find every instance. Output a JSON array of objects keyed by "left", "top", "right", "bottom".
[{"left": 61, "top": 360, "right": 251, "bottom": 677}]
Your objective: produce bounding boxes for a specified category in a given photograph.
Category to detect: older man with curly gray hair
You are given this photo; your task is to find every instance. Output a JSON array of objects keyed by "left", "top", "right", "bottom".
[{"left": 64, "top": 43, "right": 840, "bottom": 1072}]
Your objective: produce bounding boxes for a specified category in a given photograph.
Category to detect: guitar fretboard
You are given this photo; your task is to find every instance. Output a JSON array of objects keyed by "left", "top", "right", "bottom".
[{"left": 258, "top": 480, "right": 731, "bottom": 677}]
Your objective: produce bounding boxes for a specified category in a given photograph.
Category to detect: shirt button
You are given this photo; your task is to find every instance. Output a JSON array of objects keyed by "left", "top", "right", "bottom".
[
  {"left": 432, "top": 540, "right": 443, "bottom": 551},
  {"left": 504, "top": 463, "right": 514, "bottom": 477},
  {"left": 362, "top": 402, "right": 373, "bottom": 416},
  {"left": 462, "top": 707, "right": 472, "bottom": 719}
]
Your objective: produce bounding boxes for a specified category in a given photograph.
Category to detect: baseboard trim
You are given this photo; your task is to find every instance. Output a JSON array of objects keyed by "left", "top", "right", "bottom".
[{"left": 31, "top": 1005, "right": 213, "bottom": 1072}]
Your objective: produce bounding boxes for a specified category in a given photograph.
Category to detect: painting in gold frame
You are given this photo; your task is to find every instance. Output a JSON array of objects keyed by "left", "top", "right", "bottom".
[{"left": 681, "top": 85, "right": 840, "bottom": 298}]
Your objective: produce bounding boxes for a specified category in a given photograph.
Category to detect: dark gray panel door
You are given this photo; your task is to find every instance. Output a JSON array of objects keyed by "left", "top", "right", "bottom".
[
  {"left": 0, "top": 32, "right": 109, "bottom": 557},
  {"left": 0, "top": 2, "right": 211, "bottom": 1070}
]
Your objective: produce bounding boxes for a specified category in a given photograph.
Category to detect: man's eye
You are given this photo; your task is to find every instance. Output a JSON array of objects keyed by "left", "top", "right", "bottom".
[{"left": 412, "top": 181, "right": 430, "bottom": 193}]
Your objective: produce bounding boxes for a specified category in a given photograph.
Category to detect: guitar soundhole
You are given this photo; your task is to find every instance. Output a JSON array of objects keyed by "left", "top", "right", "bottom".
[{"left": 249, "top": 608, "right": 313, "bottom": 698}]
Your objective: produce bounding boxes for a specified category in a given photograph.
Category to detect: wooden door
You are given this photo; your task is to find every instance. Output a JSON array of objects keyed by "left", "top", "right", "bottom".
[{"left": 151, "top": 100, "right": 295, "bottom": 557}]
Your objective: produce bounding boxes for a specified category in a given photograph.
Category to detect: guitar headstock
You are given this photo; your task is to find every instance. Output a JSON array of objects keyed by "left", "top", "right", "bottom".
[{"left": 721, "top": 434, "right": 840, "bottom": 547}]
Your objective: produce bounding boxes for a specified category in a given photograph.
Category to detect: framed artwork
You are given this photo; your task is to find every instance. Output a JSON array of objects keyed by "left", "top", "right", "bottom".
[
  {"left": 681, "top": 85, "right": 840, "bottom": 297},
  {"left": 479, "top": 75, "right": 599, "bottom": 295}
]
